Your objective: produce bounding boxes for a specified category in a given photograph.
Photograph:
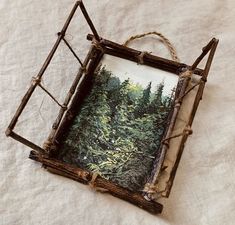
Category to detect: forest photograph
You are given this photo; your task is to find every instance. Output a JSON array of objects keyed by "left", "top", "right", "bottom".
[{"left": 58, "top": 55, "right": 178, "bottom": 192}]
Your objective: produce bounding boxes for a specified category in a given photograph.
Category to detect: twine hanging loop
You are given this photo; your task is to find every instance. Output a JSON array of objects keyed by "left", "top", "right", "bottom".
[{"left": 123, "top": 31, "right": 180, "bottom": 62}]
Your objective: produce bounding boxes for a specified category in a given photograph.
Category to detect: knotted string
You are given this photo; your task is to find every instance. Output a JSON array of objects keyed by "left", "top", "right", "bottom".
[
  {"left": 92, "top": 38, "right": 105, "bottom": 53},
  {"left": 179, "top": 69, "right": 193, "bottom": 79},
  {"left": 137, "top": 51, "right": 149, "bottom": 64},
  {"left": 89, "top": 173, "right": 108, "bottom": 192},
  {"left": 162, "top": 125, "right": 193, "bottom": 146},
  {"left": 43, "top": 140, "right": 57, "bottom": 152}
]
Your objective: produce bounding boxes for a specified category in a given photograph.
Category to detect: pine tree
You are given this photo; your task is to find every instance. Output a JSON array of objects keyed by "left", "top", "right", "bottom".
[
  {"left": 110, "top": 78, "right": 134, "bottom": 150},
  {"left": 91, "top": 78, "right": 137, "bottom": 180},
  {"left": 163, "top": 86, "right": 176, "bottom": 110},
  {"left": 149, "top": 82, "right": 164, "bottom": 114},
  {"left": 60, "top": 67, "right": 112, "bottom": 168},
  {"left": 134, "top": 82, "right": 152, "bottom": 117},
  {"left": 59, "top": 67, "right": 177, "bottom": 192}
]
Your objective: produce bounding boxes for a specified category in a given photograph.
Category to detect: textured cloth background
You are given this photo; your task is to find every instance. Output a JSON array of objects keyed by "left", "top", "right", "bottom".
[{"left": 1, "top": 0, "right": 235, "bottom": 224}]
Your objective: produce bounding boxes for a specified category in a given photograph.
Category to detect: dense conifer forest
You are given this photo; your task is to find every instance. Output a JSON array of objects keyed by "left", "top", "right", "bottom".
[{"left": 58, "top": 66, "right": 175, "bottom": 191}]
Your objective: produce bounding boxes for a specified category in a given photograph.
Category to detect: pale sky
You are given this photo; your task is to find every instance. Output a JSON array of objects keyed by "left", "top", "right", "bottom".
[{"left": 101, "top": 55, "right": 178, "bottom": 96}]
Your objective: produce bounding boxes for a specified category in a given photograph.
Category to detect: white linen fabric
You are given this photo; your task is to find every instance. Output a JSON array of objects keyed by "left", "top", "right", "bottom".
[{"left": 0, "top": 0, "right": 235, "bottom": 225}]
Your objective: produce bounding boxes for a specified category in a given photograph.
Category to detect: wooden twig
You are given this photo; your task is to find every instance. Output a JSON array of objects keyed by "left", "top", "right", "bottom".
[
  {"left": 87, "top": 34, "right": 204, "bottom": 75},
  {"left": 5, "top": 1, "right": 80, "bottom": 151},
  {"left": 37, "top": 82, "right": 66, "bottom": 109},
  {"left": 191, "top": 38, "right": 218, "bottom": 71},
  {"left": 62, "top": 37, "right": 84, "bottom": 67},
  {"left": 44, "top": 45, "right": 98, "bottom": 154},
  {"left": 8, "top": 131, "right": 45, "bottom": 153},
  {"left": 145, "top": 76, "right": 191, "bottom": 200},
  {"left": 159, "top": 39, "right": 219, "bottom": 197},
  {"left": 29, "top": 151, "right": 163, "bottom": 214},
  {"left": 78, "top": 1, "right": 100, "bottom": 41},
  {"left": 52, "top": 48, "right": 104, "bottom": 150}
]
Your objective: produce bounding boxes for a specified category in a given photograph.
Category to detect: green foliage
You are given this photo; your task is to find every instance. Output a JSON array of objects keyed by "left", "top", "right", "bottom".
[
  {"left": 134, "top": 82, "right": 151, "bottom": 117},
  {"left": 58, "top": 66, "right": 175, "bottom": 191}
]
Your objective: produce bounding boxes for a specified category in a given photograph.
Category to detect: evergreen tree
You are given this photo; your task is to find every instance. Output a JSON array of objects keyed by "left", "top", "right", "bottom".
[
  {"left": 106, "top": 76, "right": 121, "bottom": 116},
  {"left": 149, "top": 82, "right": 164, "bottom": 114},
  {"left": 59, "top": 67, "right": 176, "bottom": 192},
  {"left": 110, "top": 78, "right": 135, "bottom": 152},
  {"left": 134, "top": 82, "right": 152, "bottom": 117},
  {"left": 60, "top": 67, "right": 112, "bottom": 168},
  {"left": 163, "top": 86, "right": 176, "bottom": 110}
]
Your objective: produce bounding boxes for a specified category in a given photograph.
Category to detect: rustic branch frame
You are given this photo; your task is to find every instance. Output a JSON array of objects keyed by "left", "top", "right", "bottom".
[{"left": 5, "top": 0, "right": 218, "bottom": 214}]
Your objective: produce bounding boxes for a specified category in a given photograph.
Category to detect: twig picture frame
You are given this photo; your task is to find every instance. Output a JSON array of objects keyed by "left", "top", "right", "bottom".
[{"left": 6, "top": 1, "right": 218, "bottom": 214}]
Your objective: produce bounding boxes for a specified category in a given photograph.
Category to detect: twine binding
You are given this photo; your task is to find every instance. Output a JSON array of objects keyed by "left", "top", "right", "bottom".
[
  {"left": 143, "top": 183, "right": 166, "bottom": 200},
  {"left": 162, "top": 125, "right": 193, "bottom": 145},
  {"left": 179, "top": 69, "right": 193, "bottom": 79},
  {"left": 92, "top": 38, "right": 104, "bottom": 53},
  {"left": 89, "top": 173, "right": 108, "bottom": 192},
  {"left": 81, "top": 66, "right": 88, "bottom": 74},
  {"left": 143, "top": 182, "right": 159, "bottom": 194},
  {"left": 137, "top": 51, "right": 149, "bottom": 64},
  {"left": 43, "top": 140, "right": 57, "bottom": 152}
]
